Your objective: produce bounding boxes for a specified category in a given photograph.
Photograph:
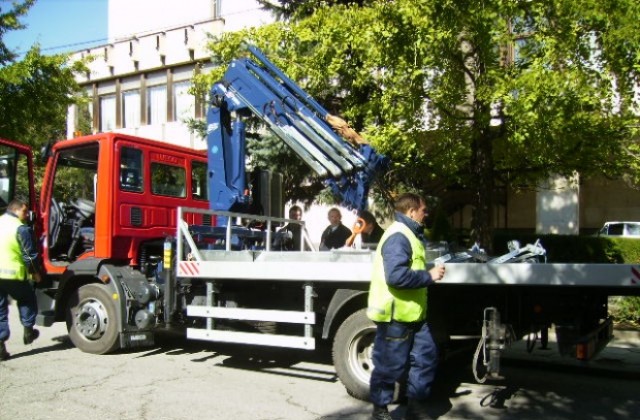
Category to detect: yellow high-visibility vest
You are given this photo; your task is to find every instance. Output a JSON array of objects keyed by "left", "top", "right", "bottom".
[
  {"left": 367, "top": 221, "right": 427, "bottom": 323},
  {"left": 0, "top": 213, "right": 26, "bottom": 280}
]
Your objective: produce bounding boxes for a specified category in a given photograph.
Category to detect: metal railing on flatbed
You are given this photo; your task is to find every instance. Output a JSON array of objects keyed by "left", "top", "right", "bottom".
[{"left": 175, "top": 207, "right": 374, "bottom": 350}]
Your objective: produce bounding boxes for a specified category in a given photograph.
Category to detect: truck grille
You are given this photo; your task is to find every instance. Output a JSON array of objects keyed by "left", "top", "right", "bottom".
[{"left": 131, "top": 207, "right": 142, "bottom": 226}]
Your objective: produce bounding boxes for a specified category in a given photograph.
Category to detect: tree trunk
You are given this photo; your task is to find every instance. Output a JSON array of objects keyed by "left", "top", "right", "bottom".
[{"left": 471, "top": 128, "right": 495, "bottom": 253}]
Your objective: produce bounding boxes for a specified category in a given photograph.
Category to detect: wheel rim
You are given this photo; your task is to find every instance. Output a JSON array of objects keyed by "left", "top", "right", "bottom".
[
  {"left": 347, "top": 327, "right": 376, "bottom": 385},
  {"left": 73, "top": 298, "right": 109, "bottom": 340}
]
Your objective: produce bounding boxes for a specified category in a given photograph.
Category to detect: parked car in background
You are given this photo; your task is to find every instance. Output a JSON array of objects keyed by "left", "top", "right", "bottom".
[{"left": 598, "top": 221, "right": 640, "bottom": 238}]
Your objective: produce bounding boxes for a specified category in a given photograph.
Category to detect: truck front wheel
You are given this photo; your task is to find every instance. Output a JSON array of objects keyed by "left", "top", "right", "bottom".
[
  {"left": 66, "top": 283, "right": 120, "bottom": 354},
  {"left": 332, "top": 308, "right": 376, "bottom": 401}
]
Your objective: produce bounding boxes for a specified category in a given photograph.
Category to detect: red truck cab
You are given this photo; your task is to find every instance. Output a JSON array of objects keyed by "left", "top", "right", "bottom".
[
  {"left": 29, "top": 133, "right": 211, "bottom": 343},
  {"left": 39, "top": 133, "right": 210, "bottom": 273}
]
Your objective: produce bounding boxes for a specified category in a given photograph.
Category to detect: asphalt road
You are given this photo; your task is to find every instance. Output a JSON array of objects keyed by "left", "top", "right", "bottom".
[{"left": 1, "top": 308, "right": 639, "bottom": 420}]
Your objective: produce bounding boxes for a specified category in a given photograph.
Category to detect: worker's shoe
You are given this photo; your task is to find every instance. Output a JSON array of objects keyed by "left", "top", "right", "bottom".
[
  {"left": 371, "top": 404, "right": 392, "bottom": 420},
  {"left": 23, "top": 327, "right": 39, "bottom": 345},
  {"left": 405, "top": 399, "right": 431, "bottom": 420},
  {"left": 0, "top": 341, "right": 9, "bottom": 361}
]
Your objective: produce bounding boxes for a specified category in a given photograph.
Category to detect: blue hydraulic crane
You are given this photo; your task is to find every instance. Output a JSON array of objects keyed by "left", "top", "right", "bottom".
[{"left": 206, "top": 44, "right": 388, "bottom": 216}]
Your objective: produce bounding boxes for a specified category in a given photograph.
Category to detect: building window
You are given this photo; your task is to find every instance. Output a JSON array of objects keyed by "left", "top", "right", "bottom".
[
  {"left": 99, "top": 95, "right": 116, "bottom": 132},
  {"left": 122, "top": 90, "right": 141, "bottom": 128},
  {"left": 75, "top": 102, "right": 93, "bottom": 136},
  {"left": 120, "top": 147, "right": 143, "bottom": 193},
  {"left": 508, "top": 13, "right": 536, "bottom": 66},
  {"left": 147, "top": 85, "right": 167, "bottom": 125},
  {"left": 173, "top": 80, "right": 194, "bottom": 122},
  {"left": 151, "top": 162, "right": 185, "bottom": 197}
]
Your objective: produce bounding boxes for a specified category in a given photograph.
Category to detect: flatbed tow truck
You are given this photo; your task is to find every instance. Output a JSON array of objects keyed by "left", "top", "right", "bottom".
[{"left": 0, "top": 44, "right": 638, "bottom": 401}]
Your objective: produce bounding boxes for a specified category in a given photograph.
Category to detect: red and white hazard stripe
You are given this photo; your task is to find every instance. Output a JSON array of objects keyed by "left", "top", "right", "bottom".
[
  {"left": 178, "top": 261, "right": 200, "bottom": 277},
  {"left": 630, "top": 266, "right": 640, "bottom": 285}
]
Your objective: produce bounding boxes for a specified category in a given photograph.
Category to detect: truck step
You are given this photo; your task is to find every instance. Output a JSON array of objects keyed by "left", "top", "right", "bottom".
[
  {"left": 35, "top": 311, "right": 56, "bottom": 327},
  {"left": 186, "top": 328, "right": 315, "bottom": 350},
  {"left": 186, "top": 305, "right": 315, "bottom": 324}
]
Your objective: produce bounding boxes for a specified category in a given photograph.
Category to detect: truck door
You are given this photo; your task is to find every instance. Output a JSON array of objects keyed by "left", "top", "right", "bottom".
[
  {"left": 0, "top": 138, "right": 35, "bottom": 215},
  {"left": 42, "top": 142, "right": 99, "bottom": 266}
]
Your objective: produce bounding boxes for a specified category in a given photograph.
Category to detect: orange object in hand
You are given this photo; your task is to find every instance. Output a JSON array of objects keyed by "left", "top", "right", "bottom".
[
  {"left": 346, "top": 217, "right": 369, "bottom": 247},
  {"left": 352, "top": 217, "right": 367, "bottom": 234}
]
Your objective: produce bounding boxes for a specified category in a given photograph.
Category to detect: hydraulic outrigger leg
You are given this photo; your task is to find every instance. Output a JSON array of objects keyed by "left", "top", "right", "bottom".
[{"left": 473, "top": 307, "right": 508, "bottom": 383}]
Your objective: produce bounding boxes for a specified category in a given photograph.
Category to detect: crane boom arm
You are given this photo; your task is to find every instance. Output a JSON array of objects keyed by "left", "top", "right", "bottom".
[{"left": 206, "top": 44, "right": 388, "bottom": 212}]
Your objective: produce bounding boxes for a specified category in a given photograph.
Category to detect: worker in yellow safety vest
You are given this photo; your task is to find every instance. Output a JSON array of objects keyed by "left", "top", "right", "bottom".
[
  {"left": 367, "top": 193, "right": 445, "bottom": 420},
  {"left": 0, "top": 198, "right": 43, "bottom": 361}
]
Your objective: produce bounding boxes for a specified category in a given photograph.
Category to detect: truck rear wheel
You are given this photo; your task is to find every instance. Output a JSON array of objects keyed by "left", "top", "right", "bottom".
[
  {"left": 66, "top": 283, "right": 120, "bottom": 354},
  {"left": 332, "top": 308, "right": 375, "bottom": 401}
]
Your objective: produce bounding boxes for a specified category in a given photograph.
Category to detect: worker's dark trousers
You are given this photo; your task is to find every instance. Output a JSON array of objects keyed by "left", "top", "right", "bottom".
[
  {"left": 0, "top": 279, "right": 38, "bottom": 342},
  {"left": 369, "top": 320, "right": 438, "bottom": 406}
]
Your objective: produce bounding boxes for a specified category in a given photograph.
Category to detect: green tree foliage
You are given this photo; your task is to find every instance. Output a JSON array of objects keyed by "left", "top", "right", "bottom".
[
  {"left": 0, "top": 0, "right": 34, "bottom": 65},
  {"left": 0, "top": 1, "right": 87, "bottom": 149},
  {"left": 0, "top": 46, "right": 86, "bottom": 148},
  {"left": 202, "top": 0, "right": 640, "bottom": 249},
  {"left": 256, "top": 0, "right": 374, "bottom": 21},
  {"left": 1, "top": 0, "right": 88, "bottom": 203},
  {"left": 610, "top": 296, "right": 640, "bottom": 325},
  {"left": 246, "top": 132, "right": 326, "bottom": 205}
]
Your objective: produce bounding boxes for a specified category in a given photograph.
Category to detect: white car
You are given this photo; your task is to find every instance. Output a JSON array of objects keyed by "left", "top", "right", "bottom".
[{"left": 598, "top": 221, "right": 640, "bottom": 238}]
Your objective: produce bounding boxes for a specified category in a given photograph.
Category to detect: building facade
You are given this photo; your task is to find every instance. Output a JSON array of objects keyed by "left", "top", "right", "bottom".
[{"left": 67, "top": 0, "right": 274, "bottom": 150}]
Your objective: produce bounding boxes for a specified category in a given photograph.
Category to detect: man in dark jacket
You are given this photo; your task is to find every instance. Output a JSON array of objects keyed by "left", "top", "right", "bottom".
[
  {"left": 367, "top": 193, "right": 445, "bottom": 420},
  {"left": 345, "top": 210, "right": 385, "bottom": 249},
  {"left": 320, "top": 207, "right": 352, "bottom": 250},
  {"left": 274, "top": 205, "right": 307, "bottom": 251},
  {"left": 359, "top": 210, "right": 384, "bottom": 245},
  {"left": 0, "top": 198, "right": 43, "bottom": 361}
]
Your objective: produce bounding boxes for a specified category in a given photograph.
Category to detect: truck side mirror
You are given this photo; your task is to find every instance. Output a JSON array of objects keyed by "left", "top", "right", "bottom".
[
  {"left": 40, "top": 142, "right": 53, "bottom": 164},
  {"left": 27, "top": 209, "right": 36, "bottom": 225}
]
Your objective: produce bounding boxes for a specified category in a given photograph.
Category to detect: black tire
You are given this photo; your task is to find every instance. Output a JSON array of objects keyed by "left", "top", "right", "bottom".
[
  {"left": 332, "top": 308, "right": 376, "bottom": 401},
  {"left": 66, "top": 283, "right": 120, "bottom": 354}
]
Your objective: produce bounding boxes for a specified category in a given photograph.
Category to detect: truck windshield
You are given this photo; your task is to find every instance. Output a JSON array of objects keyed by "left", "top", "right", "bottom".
[
  {"left": 52, "top": 144, "right": 99, "bottom": 203},
  {"left": 47, "top": 143, "right": 99, "bottom": 262}
]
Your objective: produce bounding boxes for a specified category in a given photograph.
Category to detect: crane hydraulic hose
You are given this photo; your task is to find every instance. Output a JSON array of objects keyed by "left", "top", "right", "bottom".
[{"left": 473, "top": 307, "right": 507, "bottom": 383}]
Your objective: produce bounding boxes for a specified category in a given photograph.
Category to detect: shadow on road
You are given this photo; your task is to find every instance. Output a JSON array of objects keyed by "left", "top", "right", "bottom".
[
  {"left": 4, "top": 334, "right": 74, "bottom": 360},
  {"left": 219, "top": 354, "right": 338, "bottom": 383},
  {"left": 320, "top": 346, "right": 640, "bottom": 419},
  {"left": 315, "top": 348, "right": 481, "bottom": 419},
  {"left": 130, "top": 329, "right": 339, "bottom": 384}
]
